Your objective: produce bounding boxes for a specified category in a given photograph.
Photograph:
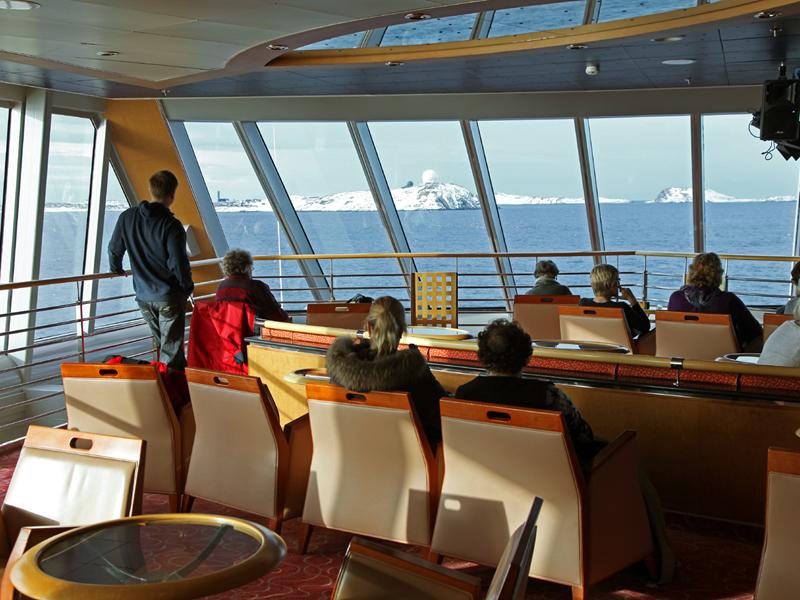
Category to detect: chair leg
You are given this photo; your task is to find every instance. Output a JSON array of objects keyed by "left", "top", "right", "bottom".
[
  {"left": 644, "top": 553, "right": 658, "bottom": 580},
  {"left": 167, "top": 493, "right": 180, "bottom": 513},
  {"left": 181, "top": 494, "right": 195, "bottom": 513},
  {"left": 426, "top": 550, "right": 444, "bottom": 565},
  {"left": 267, "top": 517, "right": 283, "bottom": 534},
  {"left": 297, "top": 522, "right": 314, "bottom": 554},
  {"left": 571, "top": 585, "right": 586, "bottom": 600}
]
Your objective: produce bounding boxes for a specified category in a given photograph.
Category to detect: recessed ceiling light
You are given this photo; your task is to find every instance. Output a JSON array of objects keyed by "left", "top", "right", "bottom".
[
  {"left": 404, "top": 12, "right": 432, "bottom": 21},
  {"left": 96, "top": 50, "right": 120, "bottom": 57},
  {"left": 652, "top": 35, "right": 685, "bottom": 43},
  {"left": 0, "top": 0, "right": 40, "bottom": 9},
  {"left": 268, "top": 43, "right": 289, "bottom": 51},
  {"left": 567, "top": 43, "right": 588, "bottom": 50},
  {"left": 754, "top": 10, "right": 780, "bottom": 20},
  {"left": 385, "top": 61, "right": 404, "bottom": 67},
  {"left": 662, "top": 58, "right": 696, "bottom": 66}
]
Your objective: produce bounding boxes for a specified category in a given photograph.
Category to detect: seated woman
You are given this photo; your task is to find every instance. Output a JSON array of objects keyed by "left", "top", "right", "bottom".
[
  {"left": 667, "top": 252, "right": 761, "bottom": 349},
  {"left": 776, "top": 261, "right": 800, "bottom": 315},
  {"left": 525, "top": 259, "right": 572, "bottom": 296},
  {"left": 759, "top": 302, "right": 800, "bottom": 367},
  {"left": 456, "top": 319, "right": 598, "bottom": 463},
  {"left": 215, "top": 249, "right": 291, "bottom": 321},
  {"left": 579, "top": 264, "right": 651, "bottom": 338},
  {"left": 326, "top": 296, "right": 446, "bottom": 447}
]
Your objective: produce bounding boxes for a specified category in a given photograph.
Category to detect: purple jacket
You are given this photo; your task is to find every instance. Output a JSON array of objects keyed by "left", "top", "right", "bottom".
[{"left": 667, "top": 285, "right": 762, "bottom": 348}]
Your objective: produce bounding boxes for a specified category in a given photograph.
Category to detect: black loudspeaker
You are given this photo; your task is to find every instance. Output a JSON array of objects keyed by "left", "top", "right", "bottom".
[{"left": 760, "top": 79, "right": 800, "bottom": 141}]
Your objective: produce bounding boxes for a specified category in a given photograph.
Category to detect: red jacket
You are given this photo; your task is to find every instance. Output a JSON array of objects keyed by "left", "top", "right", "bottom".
[{"left": 187, "top": 300, "right": 255, "bottom": 375}]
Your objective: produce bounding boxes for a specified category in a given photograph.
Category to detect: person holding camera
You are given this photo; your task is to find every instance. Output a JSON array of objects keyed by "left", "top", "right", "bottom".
[{"left": 578, "top": 263, "right": 651, "bottom": 337}]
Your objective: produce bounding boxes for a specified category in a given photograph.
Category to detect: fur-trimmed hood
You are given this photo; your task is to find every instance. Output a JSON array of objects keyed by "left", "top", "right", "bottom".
[{"left": 326, "top": 336, "right": 430, "bottom": 392}]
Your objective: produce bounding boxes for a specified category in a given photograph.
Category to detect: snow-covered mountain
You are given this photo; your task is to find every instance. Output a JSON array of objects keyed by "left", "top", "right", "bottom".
[{"left": 651, "top": 186, "right": 793, "bottom": 203}]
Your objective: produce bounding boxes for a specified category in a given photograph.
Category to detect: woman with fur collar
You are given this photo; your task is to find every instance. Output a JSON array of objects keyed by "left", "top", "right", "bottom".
[{"left": 326, "top": 296, "right": 447, "bottom": 447}]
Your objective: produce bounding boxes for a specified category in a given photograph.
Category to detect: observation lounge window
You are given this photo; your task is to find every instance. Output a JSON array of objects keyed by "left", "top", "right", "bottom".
[
  {"left": 380, "top": 14, "right": 478, "bottom": 46},
  {"left": 488, "top": 1, "right": 586, "bottom": 37},
  {"left": 588, "top": 115, "right": 692, "bottom": 305},
  {"left": 479, "top": 119, "right": 592, "bottom": 294},
  {"left": 298, "top": 31, "right": 365, "bottom": 51},
  {"left": 36, "top": 114, "right": 95, "bottom": 339},
  {"left": 368, "top": 121, "right": 503, "bottom": 306},
  {"left": 596, "top": 0, "right": 697, "bottom": 22},
  {"left": 256, "top": 122, "right": 407, "bottom": 301},
  {"left": 703, "top": 113, "right": 799, "bottom": 305},
  {"left": 183, "top": 122, "right": 305, "bottom": 307}
]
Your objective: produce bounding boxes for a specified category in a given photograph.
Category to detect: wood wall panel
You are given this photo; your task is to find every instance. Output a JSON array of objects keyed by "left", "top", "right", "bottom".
[{"left": 104, "top": 99, "right": 220, "bottom": 293}]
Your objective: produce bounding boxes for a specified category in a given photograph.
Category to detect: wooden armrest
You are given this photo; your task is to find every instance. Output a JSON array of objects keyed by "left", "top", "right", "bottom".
[
  {"left": 589, "top": 430, "right": 636, "bottom": 474},
  {"left": 333, "top": 537, "right": 480, "bottom": 600},
  {"left": 2, "top": 526, "right": 74, "bottom": 600},
  {"left": 283, "top": 414, "right": 312, "bottom": 519}
]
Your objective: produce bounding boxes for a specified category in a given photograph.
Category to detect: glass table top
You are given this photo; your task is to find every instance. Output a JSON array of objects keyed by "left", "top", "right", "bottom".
[
  {"left": 531, "top": 339, "right": 630, "bottom": 353},
  {"left": 38, "top": 521, "right": 261, "bottom": 585}
]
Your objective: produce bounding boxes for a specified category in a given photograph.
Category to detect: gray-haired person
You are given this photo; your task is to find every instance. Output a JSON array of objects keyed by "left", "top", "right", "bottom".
[{"left": 525, "top": 260, "right": 572, "bottom": 296}]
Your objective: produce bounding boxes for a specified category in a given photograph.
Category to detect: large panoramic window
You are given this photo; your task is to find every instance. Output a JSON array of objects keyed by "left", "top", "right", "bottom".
[
  {"left": 703, "top": 113, "right": 800, "bottom": 306},
  {"left": 381, "top": 14, "right": 477, "bottom": 46},
  {"left": 479, "top": 119, "right": 593, "bottom": 295},
  {"left": 369, "top": 121, "right": 502, "bottom": 305},
  {"left": 184, "top": 122, "right": 306, "bottom": 306},
  {"left": 589, "top": 115, "right": 692, "bottom": 305},
  {"left": 596, "top": 0, "right": 696, "bottom": 22},
  {"left": 488, "top": 1, "right": 586, "bottom": 37},
  {"left": 0, "top": 107, "right": 9, "bottom": 255},
  {"left": 256, "top": 121, "right": 407, "bottom": 300},
  {"left": 36, "top": 114, "right": 95, "bottom": 338}
]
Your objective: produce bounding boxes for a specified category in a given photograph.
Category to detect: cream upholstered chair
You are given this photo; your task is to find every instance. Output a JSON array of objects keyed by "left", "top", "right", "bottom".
[
  {"left": 331, "top": 498, "right": 543, "bottom": 600},
  {"left": 655, "top": 311, "right": 738, "bottom": 360},
  {"left": 763, "top": 313, "right": 794, "bottom": 343},
  {"left": 430, "top": 399, "right": 652, "bottom": 600},
  {"left": 0, "top": 426, "right": 145, "bottom": 598},
  {"left": 513, "top": 295, "right": 580, "bottom": 341},
  {"left": 755, "top": 447, "right": 800, "bottom": 600},
  {"left": 300, "top": 382, "right": 437, "bottom": 553},
  {"left": 558, "top": 305, "right": 635, "bottom": 353},
  {"left": 306, "top": 302, "right": 371, "bottom": 330},
  {"left": 183, "top": 368, "right": 310, "bottom": 530},
  {"left": 61, "top": 363, "right": 183, "bottom": 511}
]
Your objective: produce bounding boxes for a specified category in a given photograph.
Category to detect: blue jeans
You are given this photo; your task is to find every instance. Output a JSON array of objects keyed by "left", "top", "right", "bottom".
[{"left": 137, "top": 298, "right": 187, "bottom": 370}]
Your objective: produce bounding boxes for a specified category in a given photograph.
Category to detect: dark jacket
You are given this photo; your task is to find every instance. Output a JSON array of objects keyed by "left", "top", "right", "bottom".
[
  {"left": 578, "top": 297, "right": 651, "bottom": 338},
  {"left": 456, "top": 375, "right": 596, "bottom": 463},
  {"left": 108, "top": 201, "right": 194, "bottom": 302},
  {"left": 326, "top": 336, "right": 447, "bottom": 447},
  {"left": 667, "top": 285, "right": 762, "bottom": 348},
  {"left": 525, "top": 277, "right": 572, "bottom": 296},
  {"left": 216, "top": 276, "right": 290, "bottom": 322}
]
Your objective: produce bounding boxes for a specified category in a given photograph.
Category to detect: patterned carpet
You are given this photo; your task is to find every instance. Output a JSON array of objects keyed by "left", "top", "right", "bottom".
[{"left": 0, "top": 445, "right": 764, "bottom": 599}]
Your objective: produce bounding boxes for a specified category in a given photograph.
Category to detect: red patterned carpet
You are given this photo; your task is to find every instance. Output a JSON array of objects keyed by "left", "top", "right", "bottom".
[{"left": 0, "top": 445, "right": 764, "bottom": 599}]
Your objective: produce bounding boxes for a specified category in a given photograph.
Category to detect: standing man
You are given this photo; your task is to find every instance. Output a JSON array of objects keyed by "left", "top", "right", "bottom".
[{"left": 108, "top": 170, "right": 194, "bottom": 370}]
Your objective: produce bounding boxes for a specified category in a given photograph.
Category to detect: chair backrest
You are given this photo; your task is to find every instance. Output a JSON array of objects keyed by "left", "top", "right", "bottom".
[
  {"left": 187, "top": 299, "right": 255, "bottom": 374},
  {"left": 431, "top": 399, "right": 585, "bottom": 587},
  {"left": 513, "top": 295, "right": 580, "bottom": 340},
  {"left": 184, "top": 368, "right": 288, "bottom": 519},
  {"left": 558, "top": 305, "right": 634, "bottom": 353},
  {"left": 1, "top": 425, "right": 144, "bottom": 548},
  {"left": 303, "top": 382, "right": 436, "bottom": 546},
  {"left": 764, "top": 313, "right": 794, "bottom": 342},
  {"left": 60, "top": 363, "right": 180, "bottom": 495},
  {"left": 485, "top": 497, "right": 543, "bottom": 600},
  {"left": 412, "top": 272, "right": 458, "bottom": 328},
  {"left": 756, "top": 447, "right": 800, "bottom": 600},
  {"left": 306, "top": 302, "right": 371, "bottom": 330},
  {"left": 655, "top": 311, "right": 739, "bottom": 360}
]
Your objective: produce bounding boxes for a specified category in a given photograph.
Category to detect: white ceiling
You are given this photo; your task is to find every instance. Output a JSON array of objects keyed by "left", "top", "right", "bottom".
[{"left": 0, "top": 0, "right": 481, "bottom": 83}]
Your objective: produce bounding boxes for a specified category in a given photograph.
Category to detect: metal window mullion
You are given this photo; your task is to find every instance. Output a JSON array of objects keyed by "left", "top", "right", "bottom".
[
  {"left": 165, "top": 117, "right": 229, "bottom": 258},
  {"left": 472, "top": 11, "right": 494, "bottom": 39},
  {"left": 9, "top": 89, "right": 51, "bottom": 366},
  {"left": 348, "top": 121, "right": 415, "bottom": 293},
  {"left": 462, "top": 120, "right": 516, "bottom": 309},
  {"left": 233, "top": 121, "right": 329, "bottom": 301},
  {"left": 0, "top": 101, "right": 24, "bottom": 351},
  {"left": 79, "top": 119, "right": 110, "bottom": 337},
  {"left": 583, "top": 0, "right": 600, "bottom": 24},
  {"left": 792, "top": 144, "right": 800, "bottom": 297},
  {"left": 691, "top": 113, "right": 705, "bottom": 253},
  {"left": 361, "top": 27, "right": 387, "bottom": 48},
  {"left": 574, "top": 118, "right": 605, "bottom": 262}
]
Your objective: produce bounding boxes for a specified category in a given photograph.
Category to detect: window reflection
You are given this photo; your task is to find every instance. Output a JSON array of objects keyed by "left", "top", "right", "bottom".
[
  {"left": 381, "top": 14, "right": 477, "bottom": 46},
  {"left": 298, "top": 31, "right": 365, "bottom": 51},
  {"left": 488, "top": 1, "right": 586, "bottom": 37},
  {"left": 596, "top": 0, "right": 696, "bottom": 22}
]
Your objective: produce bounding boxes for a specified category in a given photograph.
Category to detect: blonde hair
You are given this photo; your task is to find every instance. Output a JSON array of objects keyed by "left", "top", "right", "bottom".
[
  {"left": 367, "top": 296, "right": 406, "bottom": 357},
  {"left": 222, "top": 249, "right": 254, "bottom": 278},
  {"left": 590, "top": 264, "right": 619, "bottom": 298},
  {"left": 687, "top": 252, "right": 723, "bottom": 288}
]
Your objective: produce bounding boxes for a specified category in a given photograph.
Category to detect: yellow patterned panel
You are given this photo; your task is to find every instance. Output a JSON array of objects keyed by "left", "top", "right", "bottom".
[{"left": 412, "top": 272, "right": 457, "bottom": 328}]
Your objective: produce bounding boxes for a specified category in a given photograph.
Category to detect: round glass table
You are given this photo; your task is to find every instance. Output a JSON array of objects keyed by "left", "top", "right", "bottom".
[
  {"left": 406, "top": 326, "right": 473, "bottom": 340},
  {"left": 11, "top": 514, "right": 287, "bottom": 600},
  {"left": 716, "top": 353, "right": 761, "bottom": 364},
  {"left": 531, "top": 339, "right": 630, "bottom": 353}
]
